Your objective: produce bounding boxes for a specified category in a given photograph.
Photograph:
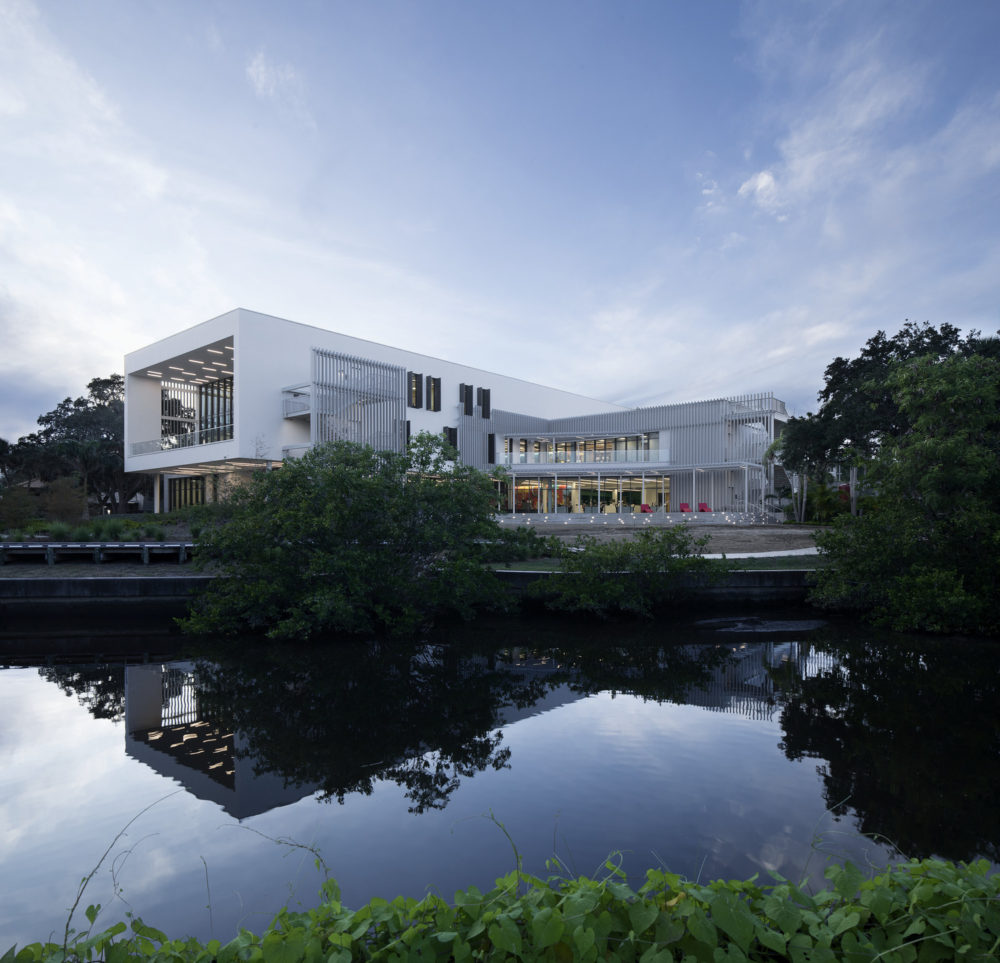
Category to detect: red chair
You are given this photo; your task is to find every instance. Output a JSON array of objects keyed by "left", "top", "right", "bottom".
[
  {"left": 640, "top": 503, "right": 652, "bottom": 513},
  {"left": 679, "top": 503, "right": 691, "bottom": 512},
  {"left": 698, "top": 502, "right": 711, "bottom": 512}
]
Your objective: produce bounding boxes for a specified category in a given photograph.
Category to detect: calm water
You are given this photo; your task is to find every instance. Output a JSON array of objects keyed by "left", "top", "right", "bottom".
[{"left": 2, "top": 612, "right": 999, "bottom": 948}]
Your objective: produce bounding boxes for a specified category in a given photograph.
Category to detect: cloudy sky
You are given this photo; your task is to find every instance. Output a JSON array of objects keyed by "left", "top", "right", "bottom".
[{"left": 2, "top": 0, "right": 998, "bottom": 440}]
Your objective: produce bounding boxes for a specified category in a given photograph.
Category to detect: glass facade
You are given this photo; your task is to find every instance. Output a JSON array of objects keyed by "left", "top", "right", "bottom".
[
  {"left": 168, "top": 476, "right": 205, "bottom": 509},
  {"left": 500, "top": 475, "right": 671, "bottom": 513},
  {"left": 503, "top": 434, "right": 660, "bottom": 466},
  {"left": 158, "top": 376, "right": 233, "bottom": 449},
  {"left": 198, "top": 378, "right": 234, "bottom": 443}
]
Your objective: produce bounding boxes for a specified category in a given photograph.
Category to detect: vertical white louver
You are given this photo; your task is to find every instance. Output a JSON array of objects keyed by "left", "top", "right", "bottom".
[{"left": 310, "top": 348, "right": 407, "bottom": 451}]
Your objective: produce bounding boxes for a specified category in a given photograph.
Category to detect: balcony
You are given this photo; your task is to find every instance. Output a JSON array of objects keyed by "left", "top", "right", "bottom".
[
  {"left": 282, "top": 385, "right": 311, "bottom": 418},
  {"left": 130, "top": 425, "right": 233, "bottom": 456}
]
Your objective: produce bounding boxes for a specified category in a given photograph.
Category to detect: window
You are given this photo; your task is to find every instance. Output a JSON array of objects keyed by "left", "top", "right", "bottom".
[
  {"left": 443, "top": 426, "right": 457, "bottom": 449},
  {"left": 198, "top": 377, "right": 233, "bottom": 444},
  {"left": 478, "top": 387, "right": 491, "bottom": 419},
  {"left": 487, "top": 433, "right": 496, "bottom": 464},
  {"left": 406, "top": 420, "right": 411, "bottom": 445},
  {"left": 169, "top": 477, "right": 205, "bottom": 509},
  {"left": 407, "top": 372, "right": 423, "bottom": 408},
  {"left": 460, "top": 383, "right": 473, "bottom": 416},
  {"left": 161, "top": 383, "right": 196, "bottom": 439},
  {"left": 426, "top": 375, "right": 441, "bottom": 411}
]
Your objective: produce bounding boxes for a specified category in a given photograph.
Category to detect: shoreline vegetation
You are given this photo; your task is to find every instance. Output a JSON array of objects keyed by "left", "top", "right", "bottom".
[{"left": 10, "top": 858, "right": 999, "bottom": 962}]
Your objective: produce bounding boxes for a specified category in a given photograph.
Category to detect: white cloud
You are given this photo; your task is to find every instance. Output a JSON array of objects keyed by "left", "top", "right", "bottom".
[
  {"left": 245, "top": 49, "right": 316, "bottom": 131},
  {"left": 737, "top": 169, "right": 780, "bottom": 212}
]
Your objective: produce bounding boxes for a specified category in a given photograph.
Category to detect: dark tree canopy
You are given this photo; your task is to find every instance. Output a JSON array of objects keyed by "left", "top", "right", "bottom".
[
  {"left": 779, "top": 321, "right": 997, "bottom": 475},
  {"left": 779, "top": 636, "right": 1000, "bottom": 863},
  {"left": 2, "top": 374, "right": 145, "bottom": 515},
  {"left": 811, "top": 352, "right": 1000, "bottom": 634},
  {"left": 182, "top": 434, "right": 509, "bottom": 639}
]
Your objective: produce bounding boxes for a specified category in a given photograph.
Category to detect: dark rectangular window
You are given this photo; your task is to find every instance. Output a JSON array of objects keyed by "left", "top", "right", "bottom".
[
  {"left": 487, "top": 433, "right": 496, "bottom": 464},
  {"left": 408, "top": 372, "right": 423, "bottom": 408},
  {"left": 169, "top": 477, "right": 205, "bottom": 509},
  {"left": 479, "top": 387, "right": 491, "bottom": 419},
  {"left": 426, "top": 375, "right": 441, "bottom": 411},
  {"left": 460, "top": 383, "right": 473, "bottom": 416},
  {"left": 198, "top": 377, "right": 234, "bottom": 444},
  {"left": 443, "top": 426, "right": 457, "bottom": 449},
  {"left": 406, "top": 420, "right": 411, "bottom": 445}
]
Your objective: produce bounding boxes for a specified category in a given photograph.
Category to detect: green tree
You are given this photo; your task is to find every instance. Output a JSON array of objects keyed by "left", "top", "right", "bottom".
[
  {"left": 778, "top": 321, "right": 997, "bottom": 518},
  {"left": 0, "top": 484, "right": 35, "bottom": 533},
  {"left": 810, "top": 352, "right": 1000, "bottom": 634},
  {"left": 8, "top": 375, "right": 147, "bottom": 515},
  {"left": 181, "top": 434, "right": 509, "bottom": 639}
]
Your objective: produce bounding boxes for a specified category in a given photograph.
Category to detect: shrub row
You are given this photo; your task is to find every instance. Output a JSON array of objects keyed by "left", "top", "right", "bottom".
[
  {"left": 9, "top": 858, "right": 999, "bottom": 962},
  {"left": 1, "top": 517, "right": 168, "bottom": 542}
]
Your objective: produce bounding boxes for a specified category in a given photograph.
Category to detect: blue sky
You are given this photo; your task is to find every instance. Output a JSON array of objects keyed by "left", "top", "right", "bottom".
[{"left": 2, "top": 0, "right": 998, "bottom": 440}]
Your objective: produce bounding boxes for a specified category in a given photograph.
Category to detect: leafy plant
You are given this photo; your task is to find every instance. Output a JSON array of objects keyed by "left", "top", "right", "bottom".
[
  {"left": 0, "top": 485, "right": 36, "bottom": 533},
  {"left": 535, "top": 526, "right": 719, "bottom": 617},
  {"left": 181, "top": 435, "right": 511, "bottom": 640},
  {"left": 8, "top": 858, "right": 1000, "bottom": 962},
  {"left": 474, "top": 526, "right": 562, "bottom": 564}
]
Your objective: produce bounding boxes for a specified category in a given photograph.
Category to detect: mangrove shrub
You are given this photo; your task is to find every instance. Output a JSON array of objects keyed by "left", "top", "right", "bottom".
[{"left": 181, "top": 435, "right": 508, "bottom": 639}]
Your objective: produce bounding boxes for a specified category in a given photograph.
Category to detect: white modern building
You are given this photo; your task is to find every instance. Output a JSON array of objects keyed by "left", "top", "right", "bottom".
[{"left": 124, "top": 309, "right": 787, "bottom": 516}]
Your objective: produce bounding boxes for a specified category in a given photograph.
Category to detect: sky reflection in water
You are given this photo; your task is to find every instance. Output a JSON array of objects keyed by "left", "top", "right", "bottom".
[{"left": 2, "top": 617, "right": 998, "bottom": 948}]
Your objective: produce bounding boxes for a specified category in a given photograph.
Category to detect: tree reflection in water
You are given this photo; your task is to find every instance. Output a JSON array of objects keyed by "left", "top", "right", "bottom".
[
  {"left": 190, "top": 634, "right": 725, "bottom": 813},
  {"left": 776, "top": 630, "right": 1000, "bottom": 864},
  {"left": 30, "top": 618, "right": 1000, "bottom": 866},
  {"left": 38, "top": 664, "right": 126, "bottom": 722}
]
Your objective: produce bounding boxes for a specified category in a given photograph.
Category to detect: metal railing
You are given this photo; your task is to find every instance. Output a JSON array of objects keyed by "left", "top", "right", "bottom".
[
  {"left": 130, "top": 425, "right": 234, "bottom": 456},
  {"left": 282, "top": 385, "right": 311, "bottom": 417}
]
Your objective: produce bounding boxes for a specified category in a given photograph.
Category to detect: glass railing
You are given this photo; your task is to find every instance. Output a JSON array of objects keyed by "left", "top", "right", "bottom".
[
  {"left": 130, "top": 425, "right": 234, "bottom": 456},
  {"left": 502, "top": 450, "right": 663, "bottom": 466}
]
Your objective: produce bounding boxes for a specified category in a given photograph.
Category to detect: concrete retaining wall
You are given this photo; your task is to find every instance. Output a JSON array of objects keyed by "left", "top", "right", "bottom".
[
  {"left": 493, "top": 568, "right": 810, "bottom": 602},
  {"left": 1, "top": 570, "right": 808, "bottom": 608}
]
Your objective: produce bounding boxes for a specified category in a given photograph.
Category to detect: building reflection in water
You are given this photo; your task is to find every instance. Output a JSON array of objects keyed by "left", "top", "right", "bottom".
[
  {"left": 125, "top": 661, "right": 315, "bottom": 818},
  {"left": 122, "top": 642, "right": 828, "bottom": 820}
]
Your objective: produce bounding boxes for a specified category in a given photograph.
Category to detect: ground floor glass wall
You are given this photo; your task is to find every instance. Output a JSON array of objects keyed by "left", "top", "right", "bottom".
[
  {"left": 168, "top": 477, "right": 205, "bottom": 510},
  {"left": 500, "top": 476, "right": 671, "bottom": 513},
  {"left": 497, "top": 467, "right": 767, "bottom": 513}
]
